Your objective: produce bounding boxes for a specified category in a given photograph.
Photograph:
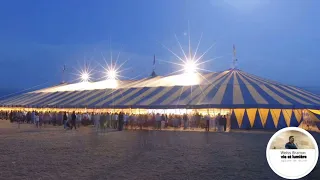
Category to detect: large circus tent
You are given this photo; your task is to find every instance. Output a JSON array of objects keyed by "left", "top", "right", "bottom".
[{"left": 1, "top": 68, "right": 320, "bottom": 130}]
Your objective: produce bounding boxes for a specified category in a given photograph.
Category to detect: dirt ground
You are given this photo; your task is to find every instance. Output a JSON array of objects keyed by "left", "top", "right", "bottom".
[{"left": 0, "top": 120, "right": 319, "bottom": 180}]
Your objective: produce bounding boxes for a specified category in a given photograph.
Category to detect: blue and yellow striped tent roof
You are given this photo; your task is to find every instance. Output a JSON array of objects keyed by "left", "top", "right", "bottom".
[{"left": 1, "top": 69, "right": 320, "bottom": 109}]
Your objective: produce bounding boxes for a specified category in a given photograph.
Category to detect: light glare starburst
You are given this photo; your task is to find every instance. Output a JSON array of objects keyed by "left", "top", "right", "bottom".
[{"left": 81, "top": 72, "right": 90, "bottom": 82}]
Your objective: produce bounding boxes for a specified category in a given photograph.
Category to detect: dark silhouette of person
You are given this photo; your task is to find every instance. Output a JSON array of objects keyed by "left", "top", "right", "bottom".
[
  {"left": 285, "top": 136, "right": 298, "bottom": 149},
  {"left": 63, "top": 112, "right": 68, "bottom": 129},
  {"left": 118, "top": 112, "right": 124, "bottom": 131},
  {"left": 71, "top": 111, "right": 77, "bottom": 130},
  {"left": 222, "top": 115, "right": 227, "bottom": 132}
]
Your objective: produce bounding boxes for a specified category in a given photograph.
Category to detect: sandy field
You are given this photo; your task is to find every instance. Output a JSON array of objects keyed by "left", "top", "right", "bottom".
[{"left": 0, "top": 120, "right": 319, "bottom": 180}]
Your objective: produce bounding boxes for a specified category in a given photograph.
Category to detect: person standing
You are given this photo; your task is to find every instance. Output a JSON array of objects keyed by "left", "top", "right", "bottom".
[
  {"left": 183, "top": 113, "right": 188, "bottom": 130},
  {"left": 106, "top": 112, "right": 111, "bottom": 128},
  {"left": 35, "top": 112, "right": 40, "bottom": 128},
  {"left": 205, "top": 114, "right": 210, "bottom": 132},
  {"left": 124, "top": 113, "right": 129, "bottom": 130},
  {"left": 226, "top": 113, "right": 231, "bottom": 132},
  {"left": 76, "top": 112, "right": 82, "bottom": 128},
  {"left": 154, "top": 113, "right": 161, "bottom": 130},
  {"left": 113, "top": 113, "right": 119, "bottom": 129},
  {"left": 71, "top": 111, "right": 77, "bottom": 130},
  {"left": 118, "top": 112, "right": 124, "bottom": 131},
  {"left": 31, "top": 111, "right": 35, "bottom": 124},
  {"left": 94, "top": 113, "right": 100, "bottom": 132},
  {"left": 63, "top": 112, "right": 68, "bottom": 129},
  {"left": 222, "top": 115, "right": 227, "bottom": 132}
]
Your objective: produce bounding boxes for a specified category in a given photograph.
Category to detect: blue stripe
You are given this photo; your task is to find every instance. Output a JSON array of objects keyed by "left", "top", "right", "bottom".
[
  {"left": 200, "top": 72, "right": 232, "bottom": 104},
  {"left": 134, "top": 87, "right": 165, "bottom": 105},
  {"left": 221, "top": 72, "right": 234, "bottom": 105},
  {"left": 0, "top": 93, "right": 28, "bottom": 104},
  {"left": 265, "top": 112, "right": 276, "bottom": 129},
  {"left": 7, "top": 93, "right": 43, "bottom": 106},
  {"left": 236, "top": 73, "right": 256, "bottom": 105},
  {"left": 286, "top": 86, "right": 320, "bottom": 101},
  {"left": 277, "top": 112, "right": 287, "bottom": 129},
  {"left": 253, "top": 111, "right": 263, "bottom": 129},
  {"left": 88, "top": 89, "right": 119, "bottom": 107},
  {"left": 240, "top": 73, "right": 280, "bottom": 106},
  {"left": 165, "top": 86, "right": 191, "bottom": 105},
  {"left": 241, "top": 111, "right": 251, "bottom": 129},
  {"left": 2, "top": 93, "right": 33, "bottom": 105},
  {"left": 63, "top": 90, "right": 91, "bottom": 105},
  {"left": 99, "top": 88, "right": 140, "bottom": 107},
  {"left": 272, "top": 84, "right": 316, "bottom": 105},
  {"left": 34, "top": 92, "right": 69, "bottom": 107},
  {"left": 119, "top": 87, "right": 150, "bottom": 105},
  {"left": 80, "top": 90, "right": 109, "bottom": 107},
  {"left": 42, "top": 92, "right": 75, "bottom": 106},
  {"left": 264, "top": 84, "right": 304, "bottom": 108},
  {"left": 187, "top": 72, "right": 231, "bottom": 104},
  {"left": 74, "top": 90, "right": 110, "bottom": 107},
  {"left": 15, "top": 93, "right": 45, "bottom": 106},
  {"left": 150, "top": 86, "right": 181, "bottom": 105},
  {"left": 27, "top": 92, "right": 59, "bottom": 107},
  {"left": 248, "top": 73, "right": 316, "bottom": 106}
]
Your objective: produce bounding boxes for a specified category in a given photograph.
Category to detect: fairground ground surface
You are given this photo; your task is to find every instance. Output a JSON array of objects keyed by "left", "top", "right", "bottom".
[{"left": 0, "top": 120, "right": 319, "bottom": 180}]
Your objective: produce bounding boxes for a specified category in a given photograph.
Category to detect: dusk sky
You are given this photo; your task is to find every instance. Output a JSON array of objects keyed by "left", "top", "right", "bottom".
[{"left": 0, "top": 0, "right": 319, "bottom": 92}]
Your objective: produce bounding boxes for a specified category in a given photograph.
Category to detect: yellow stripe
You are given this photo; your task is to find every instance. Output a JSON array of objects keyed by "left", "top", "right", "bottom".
[
  {"left": 308, "top": 110, "right": 320, "bottom": 121},
  {"left": 270, "top": 109, "right": 281, "bottom": 127},
  {"left": 60, "top": 91, "right": 92, "bottom": 105},
  {"left": 309, "top": 109, "right": 320, "bottom": 115},
  {"left": 196, "top": 71, "right": 230, "bottom": 104},
  {"left": 48, "top": 91, "right": 84, "bottom": 106},
  {"left": 95, "top": 89, "right": 132, "bottom": 106},
  {"left": 234, "top": 109, "right": 245, "bottom": 127},
  {"left": 258, "top": 109, "right": 269, "bottom": 127},
  {"left": 19, "top": 93, "right": 52, "bottom": 106},
  {"left": 239, "top": 72, "right": 291, "bottom": 105},
  {"left": 290, "top": 87, "right": 320, "bottom": 101},
  {"left": 1, "top": 93, "right": 30, "bottom": 104},
  {"left": 242, "top": 71, "right": 320, "bottom": 101},
  {"left": 125, "top": 87, "right": 159, "bottom": 105},
  {"left": 140, "top": 86, "right": 175, "bottom": 105},
  {"left": 75, "top": 90, "right": 112, "bottom": 106},
  {"left": 161, "top": 87, "right": 189, "bottom": 105},
  {"left": 270, "top": 85, "right": 310, "bottom": 105},
  {"left": 113, "top": 88, "right": 144, "bottom": 105},
  {"left": 40, "top": 91, "right": 74, "bottom": 106},
  {"left": 246, "top": 108, "right": 257, "bottom": 127},
  {"left": 282, "top": 109, "right": 292, "bottom": 127},
  {"left": 130, "top": 77, "right": 162, "bottom": 87},
  {"left": 276, "top": 86, "right": 320, "bottom": 105},
  {"left": 121, "top": 78, "right": 149, "bottom": 88},
  {"left": 211, "top": 72, "right": 234, "bottom": 104},
  {"left": 199, "top": 72, "right": 217, "bottom": 84},
  {"left": 293, "top": 109, "right": 302, "bottom": 123},
  {"left": 233, "top": 72, "right": 244, "bottom": 104},
  {"left": 183, "top": 85, "right": 207, "bottom": 103},
  {"left": 237, "top": 73, "right": 268, "bottom": 104},
  {"left": 242, "top": 71, "right": 315, "bottom": 105},
  {"left": 25, "top": 92, "right": 62, "bottom": 106},
  {"left": 2, "top": 93, "right": 34, "bottom": 105}
]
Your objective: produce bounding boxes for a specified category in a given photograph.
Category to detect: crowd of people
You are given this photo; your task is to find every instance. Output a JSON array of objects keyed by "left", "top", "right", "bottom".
[{"left": 0, "top": 110, "right": 230, "bottom": 132}]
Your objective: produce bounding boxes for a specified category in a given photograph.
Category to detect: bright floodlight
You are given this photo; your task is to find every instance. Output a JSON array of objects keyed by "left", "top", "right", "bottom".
[
  {"left": 107, "top": 69, "right": 117, "bottom": 80},
  {"left": 184, "top": 60, "right": 197, "bottom": 74},
  {"left": 81, "top": 72, "right": 90, "bottom": 82}
]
